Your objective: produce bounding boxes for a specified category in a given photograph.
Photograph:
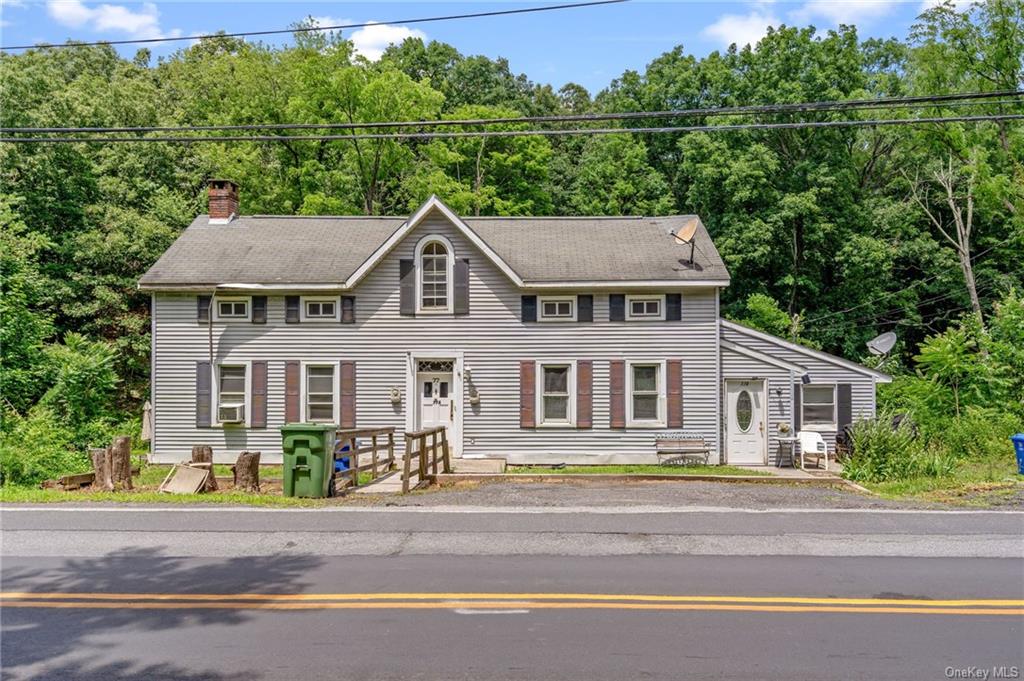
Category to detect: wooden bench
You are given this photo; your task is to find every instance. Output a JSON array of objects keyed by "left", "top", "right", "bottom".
[{"left": 655, "top": 433, "right": 711, "bottom": 466}]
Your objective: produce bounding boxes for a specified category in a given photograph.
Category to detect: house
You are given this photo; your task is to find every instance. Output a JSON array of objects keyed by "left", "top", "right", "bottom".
[{"left": 139, "top": 180, "right": 890, "bottom": 465}]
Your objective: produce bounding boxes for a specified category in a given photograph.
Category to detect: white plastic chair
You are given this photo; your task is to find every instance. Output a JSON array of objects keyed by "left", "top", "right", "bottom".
[{"left": 797, "top": 431, "right": 829, "bottom": 471}]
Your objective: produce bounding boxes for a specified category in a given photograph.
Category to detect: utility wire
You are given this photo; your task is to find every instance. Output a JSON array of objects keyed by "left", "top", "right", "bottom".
[
  {"left": 3, "top": 90, "right": 1020, "bottom": 135},
  {"left": 808, "top": 281, "right": 997, "bottom": 334},
  {"left": 0, "top": 0, "right": 628, "bottom": 51},
  {"left": 2, "top": 113, "right": 1021, "bottom": 144},
  {"left": 802, "top": 234, "right": 1016, "bottom": 326}
]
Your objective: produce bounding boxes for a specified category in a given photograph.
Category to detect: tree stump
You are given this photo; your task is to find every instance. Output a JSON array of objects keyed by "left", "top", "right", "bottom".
[
  {"left": 109, "top": 436, "right": 133, "bottom": 490},
  {"left": 233, "top": 451, "right": 260, "bottom": 493},
  {"left": 190, "top": 445, "right": 217, "bottom": 492},
  {"left": 90, "top": 448, "right": 113, "bottom": 491}
]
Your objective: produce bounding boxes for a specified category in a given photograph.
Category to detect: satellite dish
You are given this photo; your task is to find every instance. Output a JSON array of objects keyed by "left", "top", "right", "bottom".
[
  {"left": 672, "top": 218, "right": 699, "bottom": 265},
  {"left": 867, "top": 331, "right": 897, "bottom": 356},
  {"left": 672, "top": 218, "right": 698, "bottom": 244}
]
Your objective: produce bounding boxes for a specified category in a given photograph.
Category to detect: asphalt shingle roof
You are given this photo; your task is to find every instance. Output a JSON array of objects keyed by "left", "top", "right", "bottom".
[{"left": 138, "top": 211, "right": 729, "bottom": 288}]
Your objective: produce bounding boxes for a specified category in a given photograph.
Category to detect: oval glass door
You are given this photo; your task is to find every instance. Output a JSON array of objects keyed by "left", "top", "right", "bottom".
[{"left": 736, "top": 390, "right": 753, "bottom": 432}]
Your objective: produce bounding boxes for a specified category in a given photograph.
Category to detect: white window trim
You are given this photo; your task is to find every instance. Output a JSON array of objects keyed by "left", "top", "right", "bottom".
[
  {"left": 300, "top": 296, "right": 341, "bottom": 323},
  {"left": 801, "top": 383, "right": 838, "bottom": 431},
  {"left": 535, "top": 360, "right": 577, "bottom": 427},
  {"left": 538, "top": 295, "right": 578, "bottom": 322},
  {"left": 625, "top": 294, "right": 666, "bottom": 321},
  {"left": 212, "top": 360, "right": 251, "bottom": 427},
  {"left": 626, "top": 359, "right": 667, "bottom": 428},
  {"left": 415, "top": 234, "right": 455, "bottom": 315},
  {"left": 300, "top": 361, "right": 340, "bottom": 425},
  {"left": 213, "top": 296, "right": 252, "bottom": 322}
]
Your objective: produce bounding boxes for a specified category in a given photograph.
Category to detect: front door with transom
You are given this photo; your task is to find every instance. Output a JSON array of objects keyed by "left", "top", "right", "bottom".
[
  {"left": 416, "top": 360, "right": 455, "bottom": 431},
  {"left": 726, "top": 379, "right": 766, "bottom": 465}
]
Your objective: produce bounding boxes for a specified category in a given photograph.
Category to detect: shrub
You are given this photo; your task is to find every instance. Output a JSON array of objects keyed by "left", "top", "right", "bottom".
[
  {"left": 940, "top": 407, "right": 1022, "bottom": 461},
  {"left": 844, "top": 414, "right": 927, "bottom": 482},
  {"left": 0, "top": 407, "right": 89, "bottom": 486},
  {"left": 39, "top": 332, "right": 118, "bottom": 448}
]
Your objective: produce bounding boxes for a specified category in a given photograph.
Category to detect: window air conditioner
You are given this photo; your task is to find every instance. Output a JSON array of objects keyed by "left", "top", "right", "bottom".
[{"left": 218, "top": 404, "right": 244, "bottom": 424}]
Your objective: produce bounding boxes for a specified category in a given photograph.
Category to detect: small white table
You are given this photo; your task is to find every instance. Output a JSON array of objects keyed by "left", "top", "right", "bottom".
[{"left": 775, "top": 436, "right": 800, "bottom": 467}]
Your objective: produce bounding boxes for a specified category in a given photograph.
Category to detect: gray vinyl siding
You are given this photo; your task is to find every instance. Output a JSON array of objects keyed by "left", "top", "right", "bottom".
[
  {"left": 720, "top": 325, "right": 878, "bottom": 453},
  {"left": 720, "top": 347, "right": 793, "bottom": 465},
  {"left": 150, "top": 209, "right": 721, "bottom": 464}
]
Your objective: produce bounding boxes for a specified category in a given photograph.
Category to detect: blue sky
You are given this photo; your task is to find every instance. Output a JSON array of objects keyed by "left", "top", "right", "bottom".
[{"left": 1, "top": 1, "right": 955, "bottom": 93}]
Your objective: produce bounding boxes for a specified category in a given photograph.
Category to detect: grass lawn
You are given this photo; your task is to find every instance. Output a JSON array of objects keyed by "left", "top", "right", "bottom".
[
  {"left": 856, "top": 456, "right": 1024, "bottom": 506},
  {"left": 506, "top": 464, "right": 769, "bottom": 476},
  {"left": 0, "top": 463, "right": 379, "bottom": 506}
]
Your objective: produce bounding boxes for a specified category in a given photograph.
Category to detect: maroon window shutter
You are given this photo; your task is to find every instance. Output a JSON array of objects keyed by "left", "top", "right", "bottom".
[
  {"left": 667, "top": 359, "right": 683, "bottom": 428},
  {"left": 196, "top": 361, "right": 211, "bottom": 427},
  {"left": 610, "top": 360, "right": 626, "bottom": 428},
  {"left": 520, "top": 360, "right": 536, "bottom": 428},
  {"left": 340, "top": 361, "right": 357, "bottom": 428},
  {"left": 285, "top": 361, "right": 300, "bottom": 423},
  {"left": 250, "top": 361, "right": 267, "bottom": 428},
  {"left": 577, "top": 360, "right": 593, "bottom": 429}
]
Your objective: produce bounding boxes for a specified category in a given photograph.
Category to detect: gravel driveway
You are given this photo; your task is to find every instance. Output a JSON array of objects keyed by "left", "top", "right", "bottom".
[{"left": 352, "top": 478, "right": 947, "bottom": 509}]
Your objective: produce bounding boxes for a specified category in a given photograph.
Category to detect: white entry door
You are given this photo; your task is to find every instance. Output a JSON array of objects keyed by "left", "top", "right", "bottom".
[
  {"left": 417, "top": 371, "right": 454, "bottom": 430},
  {"left": 726, "top": 380, "right": 766, "bottom": 465}
]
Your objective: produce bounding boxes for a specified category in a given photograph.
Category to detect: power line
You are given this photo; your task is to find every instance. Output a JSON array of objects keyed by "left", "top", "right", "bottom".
[
  {"left": 802, "top": 234, "right": 1017, "bottom": 326},
  {"left": 808, "top": 281, "right": 997, "bottom": 334},
  {"left": 2, "top": 113, "right": 1021, "bottom": 144},
  {"left": 3, "top": 90, "right": 1020, "bottom": 135},
  {"left": 0, "top": 0, "right": 628, "bottom": 51}
]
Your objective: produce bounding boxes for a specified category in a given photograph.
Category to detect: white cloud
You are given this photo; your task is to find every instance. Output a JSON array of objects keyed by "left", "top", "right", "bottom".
[
  {"left": 702, "top": 10, "right": 781, "bottom": 49},
  {"left": 308, "top": 16, "right": 426, "bottom": 60},
  {"left": 789, "top": 0, "right": 899, "bottom": 25},
  {"left": 46, "top": 0, "right": 179, "bottom": 39},
  {"left": 349, "top": 22, "right": 426, "bottom": 61}
]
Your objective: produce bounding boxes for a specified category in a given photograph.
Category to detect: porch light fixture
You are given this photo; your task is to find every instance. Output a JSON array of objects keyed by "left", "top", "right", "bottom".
[
  {"left": 801, "top": 374, "right": 812, "bottom": 385},
  {"left": 389, "top": 387, "right": 401, "bottom": 404}
]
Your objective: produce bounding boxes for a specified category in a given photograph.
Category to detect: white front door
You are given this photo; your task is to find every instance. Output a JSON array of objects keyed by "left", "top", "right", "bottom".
[
  {"left": 726, "top": 379, "right": 766, "bottom": 465},
  {"left": 417, "top": 371, "right": 454, "bottom": 431}
]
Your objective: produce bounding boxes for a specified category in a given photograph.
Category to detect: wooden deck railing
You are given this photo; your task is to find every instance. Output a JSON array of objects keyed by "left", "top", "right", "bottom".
[
  {"left": 401, "top": 427, "right": 451, "bottom": 494},
  {"left": 334, "top": 427, "right": 396, "bottom": 491}
]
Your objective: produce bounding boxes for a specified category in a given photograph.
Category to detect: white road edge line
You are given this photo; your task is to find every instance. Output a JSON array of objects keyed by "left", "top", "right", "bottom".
[
  {"left": 453, "top": 609, "right": 531, "bottom": 615},
  {"left": 1, "top": 505, "right": 1021, "bottom": 515}
]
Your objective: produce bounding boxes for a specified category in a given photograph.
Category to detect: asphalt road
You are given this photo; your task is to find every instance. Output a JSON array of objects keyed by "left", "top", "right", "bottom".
[{"left": 2, "top": 505, "right": 1023, "bottom": 680}]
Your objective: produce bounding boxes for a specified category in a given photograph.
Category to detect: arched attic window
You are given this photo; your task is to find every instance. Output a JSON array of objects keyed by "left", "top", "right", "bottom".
[{"left": 416, "top": 236, "right": 454, "bottom": 313}]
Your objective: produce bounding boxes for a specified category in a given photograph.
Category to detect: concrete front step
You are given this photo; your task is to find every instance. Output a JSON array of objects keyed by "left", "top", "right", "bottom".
[{"left": 452, "top": 457, "right": 507, "bottom": 473}]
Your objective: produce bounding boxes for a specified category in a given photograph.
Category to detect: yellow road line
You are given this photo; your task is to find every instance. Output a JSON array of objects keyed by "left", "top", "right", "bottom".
[
  {"left": 1, "top": 600, "right": 1021, "bottom": 616},
  {"left": 2, "top": 592, "right": 1022, "bottom": 607}
]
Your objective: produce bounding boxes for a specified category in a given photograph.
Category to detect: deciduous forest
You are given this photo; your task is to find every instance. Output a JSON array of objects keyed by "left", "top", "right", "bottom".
[{"left": 1, "top": 1, "right": 1021, "bottom": 489}]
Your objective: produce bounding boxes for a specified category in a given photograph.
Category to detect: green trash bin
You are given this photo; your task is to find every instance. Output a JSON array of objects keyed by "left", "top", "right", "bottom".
[{"left": 280, "top": 423, "right": 337, "bottom": 498}]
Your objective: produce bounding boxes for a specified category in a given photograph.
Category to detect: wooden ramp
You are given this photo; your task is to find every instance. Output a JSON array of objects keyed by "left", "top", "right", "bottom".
[{"left": 350, "top": 470, "right": 415, "bottom": 495}]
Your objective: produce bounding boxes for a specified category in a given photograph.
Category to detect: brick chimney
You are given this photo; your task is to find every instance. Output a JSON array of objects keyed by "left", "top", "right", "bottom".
[{"left": 208, "top": 179, "right": 239, "bottom": 221}]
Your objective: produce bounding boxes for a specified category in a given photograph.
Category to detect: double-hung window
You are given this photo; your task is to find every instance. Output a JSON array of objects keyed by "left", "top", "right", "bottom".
[
  {"left": 302, "top": 297, "right": 339, "bottom": 322},
  {"left": 802, "top": 385, "right": 836, "bottom": 428},
  {"left": 216, "top": 364, "right": 247, "bottom": 424},
  {"left": 419, "top": 240, "right": 450, "bottom": 312},
  {"left": 538, "top": 363, "right": 574, "bottom": 425},
  {"left": 305, "top": 365, "right": 337, "bottom": 423},
  {"left": 539, "top": 296, "right": 576, "bottom": 322},
  {"left": 626, "top": 295, "right": 665, "bottom": 321},
  {"left": 627, "top": 361, "right": 666, "bottom": 426},
  {"left": 215, "top": 297, "right": 250, "bottom": 321}
]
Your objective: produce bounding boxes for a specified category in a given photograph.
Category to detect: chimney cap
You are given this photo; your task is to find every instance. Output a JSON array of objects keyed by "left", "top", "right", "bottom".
[{"left": 208, "top": 179, "right": 239, "bottom": 191}]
